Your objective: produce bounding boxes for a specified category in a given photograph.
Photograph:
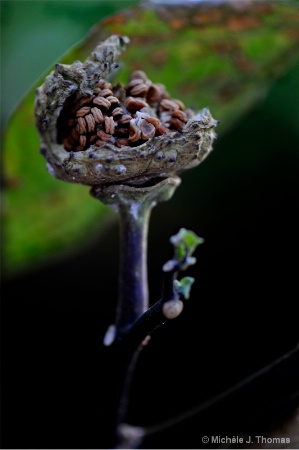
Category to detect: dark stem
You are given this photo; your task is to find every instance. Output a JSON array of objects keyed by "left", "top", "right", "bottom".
[
  {"left": 91, "top": 176, "right": 181, "bottom": 341},
  {"left": 119, "top": 343, "right": 299, "bottom": 442},
  {"left": 116, "top": 202, "right": 151, "bottom": 333},
  {"left": 90, "top": 177, "right": 182, "bottom": 448}
]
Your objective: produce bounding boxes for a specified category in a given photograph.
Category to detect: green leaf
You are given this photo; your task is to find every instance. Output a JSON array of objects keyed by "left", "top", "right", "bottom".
[
  {"left": 170, "top": 228, "right": 204, "bottom": 262},
  {"left": 174, "top": 276, "right": 195, "bottom": 300}
]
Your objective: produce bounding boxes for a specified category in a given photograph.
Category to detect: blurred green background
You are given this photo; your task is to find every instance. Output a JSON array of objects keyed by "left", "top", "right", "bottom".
[
  {"left": 1, "top": 0, "right": 140, "bottom": 274},
  {"left": 1, "top": 0, "right": 299, "bottom": 276}
]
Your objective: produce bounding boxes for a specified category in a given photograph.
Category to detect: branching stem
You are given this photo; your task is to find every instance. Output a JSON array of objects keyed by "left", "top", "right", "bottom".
[{"left": 91, "top": 176, "right": 181, "bottom": 340}]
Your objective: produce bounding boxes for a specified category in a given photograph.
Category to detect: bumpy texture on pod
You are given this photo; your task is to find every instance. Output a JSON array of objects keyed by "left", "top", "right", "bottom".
[{"left": 35, "top": 35, "right": 218, "bottom": 187}]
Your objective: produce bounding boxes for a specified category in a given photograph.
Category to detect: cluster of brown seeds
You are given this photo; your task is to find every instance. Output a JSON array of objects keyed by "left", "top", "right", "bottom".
[{"left": 57, "top": 70, "right": 195, "bottom": 152}]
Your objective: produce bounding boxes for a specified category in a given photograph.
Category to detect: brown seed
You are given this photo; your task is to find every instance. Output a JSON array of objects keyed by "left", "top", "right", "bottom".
[
  {"left": 79, "top": 135, "right": 87, "bottom": 147},
  {"left": 172, "top": 110, "right": 187, "bottom": 122},
  {"left": 104, "top": 116, "right": 115, "bottom": 135},
  {"left": 160, "top": 99, "right": 180, "bottom": 111},
  {"left": 93, "top": 86, "right": 102, "bottom": 94},
  {"left": 144, "top": 115, "right": 161, "bottom": 128},
  {"left": 118, "top": 114, "right": 132, "bottom": 124},
  {"left": 111, "top": 107, "right": 123, "bottom": 117},
  {"left": 155, "top": 124, "right": 170, "bottom": 136},
  {"left": 96, "top": 80, "right": 113, "bottom": 90},
  {"left": 129, "top": 70, "right": 148, "bottom": 82},
  {"left": 76, "top": 95, "right": 95, "bottom": 108},
  {"left": 106, "top": 95, "right": 120, "bottom": 104},
  {"left": 147, "top": 83, "right": 169, "bottom": 105},
  {"left": 76, "top": 117, "right": 87, "bottom": 134},
  {"left": 140, "top": 120, "right": 155, "bottom": 140},
  {"left": 130, "top": 83, "right": 149, "bottom": 97},
  {"left": 115, "top": 137, "right": 130, "bottom": 147},
  {"left": 91, "top": 107, "right": 104, "bottom": 123},
  {"left": 126, "top": 96, "right": 148, "bottom": 112},
  {"left": 146, "top": 84, "right": 162, "bottom": 104},
  {"left": 93, "top": 96, "right": 111, "bottom": 109},
  {"left": 127, "top": 78, "right": 145, "bottom": 88},
  {"left": 97, "top": 130, "right": 111, "bottom": 141},
  {"left": 90, "top": 134, "right": 98, "bottom": 143},
  {"left": 173, "top": 99, "right": 185, "bottom": 110},
  {"left": 168, "top": 117, "right": 185, "bottom": 129},
  {"left": 76, "top": 106, "right": 91, "bottom": 117},
  {"left": 85, "top": 114, "right": 96, "bottom": 133},
  {"left": 99, "top": 88, "right": 113, "bottom": 97},
  {"left": 129, "top": 120, "right": 142, "bottom": 142},
  {"left": 95, "top": 139, "right": 106, "bottom": 147}
]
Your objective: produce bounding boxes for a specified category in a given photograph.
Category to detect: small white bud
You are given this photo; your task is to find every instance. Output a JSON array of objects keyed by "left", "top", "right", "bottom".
[
  {"left": 162, "top": 299, "right": 184, "bottom": 319},
  {"left": 103, "top": 324, "right": 116, "bottom": 346}
]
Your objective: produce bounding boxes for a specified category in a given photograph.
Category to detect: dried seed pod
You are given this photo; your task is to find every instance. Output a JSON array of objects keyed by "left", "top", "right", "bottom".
[{"left": 35, "top": 35, "right": 218, "bottom": 187}]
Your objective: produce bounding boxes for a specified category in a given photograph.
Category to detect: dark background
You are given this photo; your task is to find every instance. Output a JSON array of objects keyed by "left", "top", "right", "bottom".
[{"left": 1, "top": 1, "right": 299, "bottom": 449}]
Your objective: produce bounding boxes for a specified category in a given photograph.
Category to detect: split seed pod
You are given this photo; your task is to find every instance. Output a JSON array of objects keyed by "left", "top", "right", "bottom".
[{"left": 35, "top": 34, "right": 218, "bottom": 187}]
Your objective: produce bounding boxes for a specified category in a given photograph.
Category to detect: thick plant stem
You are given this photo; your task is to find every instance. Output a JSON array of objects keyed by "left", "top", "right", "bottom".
[
  {"left": 117, "top": 201, "right": 151, "bottom": 332},
  {"left": 91, "top": 176, "right": 181, "bottom": 342}
]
